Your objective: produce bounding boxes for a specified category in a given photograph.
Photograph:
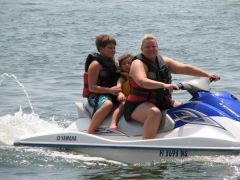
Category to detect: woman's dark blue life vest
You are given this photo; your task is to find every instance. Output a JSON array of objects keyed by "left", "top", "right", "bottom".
[{"left": 127, "top": 53, "right": 172, "bottom": 107}]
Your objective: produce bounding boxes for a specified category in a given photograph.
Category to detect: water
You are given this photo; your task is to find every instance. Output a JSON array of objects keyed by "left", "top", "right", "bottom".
[{"left": 1, "top": 0, "right": 240, "bottom": 179}]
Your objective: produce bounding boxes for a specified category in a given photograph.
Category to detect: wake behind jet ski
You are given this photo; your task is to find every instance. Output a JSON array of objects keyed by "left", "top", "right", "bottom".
[{"left": 14, "top": 78, "right": 240, "bottom": 164}]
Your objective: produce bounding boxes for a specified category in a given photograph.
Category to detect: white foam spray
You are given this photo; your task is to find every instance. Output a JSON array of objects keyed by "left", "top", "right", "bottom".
[
  {"left": 0, "top": 73, "right": 63, "bottom": 145},
  {"left": 0, "top": 73, "right": 34, "bottom": 114}
]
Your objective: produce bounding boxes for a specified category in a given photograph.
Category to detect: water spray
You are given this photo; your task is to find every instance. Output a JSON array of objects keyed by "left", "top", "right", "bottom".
[{"left": 0, "top": 73, "right": 35, "bottom": 114}]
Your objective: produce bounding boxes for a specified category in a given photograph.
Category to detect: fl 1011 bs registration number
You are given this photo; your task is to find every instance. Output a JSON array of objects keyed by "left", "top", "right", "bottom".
[{"left": 159, "top": 150, "right": 188, "bottom": 157}]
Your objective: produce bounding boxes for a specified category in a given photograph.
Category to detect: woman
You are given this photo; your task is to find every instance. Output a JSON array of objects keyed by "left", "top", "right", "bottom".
[
  {"left": 124, "top": 34, "right": 220, "bottom": 139},
  {"left": 82, "top": 34, "right": 121, "bottom": 134}
]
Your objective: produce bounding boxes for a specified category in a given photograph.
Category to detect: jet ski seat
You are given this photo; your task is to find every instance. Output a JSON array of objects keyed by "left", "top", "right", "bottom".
[
  {"left": 75, "top": 102, "right": 175, "bottom": 136},
  {"left": 118, "top": 110, "right": 175, "bottom": 136}
]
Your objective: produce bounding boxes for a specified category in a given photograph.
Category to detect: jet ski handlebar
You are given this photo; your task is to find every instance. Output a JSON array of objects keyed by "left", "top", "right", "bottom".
[{"left": 175, "top": 77, "right": 214, "bottom": 95}]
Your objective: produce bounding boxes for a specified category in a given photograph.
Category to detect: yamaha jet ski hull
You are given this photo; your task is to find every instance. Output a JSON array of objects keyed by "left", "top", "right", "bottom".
[{"left": 14, "top": 78, "right": 240, "bottom": 163}]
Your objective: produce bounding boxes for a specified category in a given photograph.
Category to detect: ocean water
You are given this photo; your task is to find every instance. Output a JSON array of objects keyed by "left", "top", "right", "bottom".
[{"left": 1, "top": 0, "right": 240, "bottom": 179}]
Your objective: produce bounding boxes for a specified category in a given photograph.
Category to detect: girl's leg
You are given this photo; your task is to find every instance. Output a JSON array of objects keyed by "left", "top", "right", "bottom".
[{"left": 110, "top": 102, "right": 124, "bottom": 130}]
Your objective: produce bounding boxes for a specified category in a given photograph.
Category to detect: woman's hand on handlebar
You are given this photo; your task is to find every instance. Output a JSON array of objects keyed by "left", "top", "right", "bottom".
[
  {"left": 209, "top": 73, "right": 220, "bottom": 82},
  {"left": 164, "top": 83, "right": 179, "bottom": 92}
]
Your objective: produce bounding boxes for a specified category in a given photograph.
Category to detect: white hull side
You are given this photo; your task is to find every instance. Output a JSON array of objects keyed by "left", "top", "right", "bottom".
[
  {"left": 13, "top": 101, "right": 240, "bottom": 164},
  {"left": 72, "top": 147, "right": 239, "bottom": 164}
]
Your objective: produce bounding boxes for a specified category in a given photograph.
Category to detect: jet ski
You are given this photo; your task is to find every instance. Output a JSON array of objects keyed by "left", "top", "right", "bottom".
[{"left": 14, "top": 78, "right": 240, "bottom": 164}]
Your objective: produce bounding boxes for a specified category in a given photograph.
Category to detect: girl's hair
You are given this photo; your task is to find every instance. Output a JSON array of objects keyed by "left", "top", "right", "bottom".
[
  {"left": 95, "top": 34, "right": 116, "bottom": 51},
  {"left": 118, "top": 53, "right": 134, "bottom": 66}
]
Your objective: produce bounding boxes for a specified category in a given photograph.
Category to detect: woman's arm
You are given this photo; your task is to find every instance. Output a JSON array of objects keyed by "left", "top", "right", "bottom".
[
  {"left": 130, "top": 59, "right": 178, "bottom": 90},
  {"left": 163, "top": 56, "right": 220, "bottom": 80}
]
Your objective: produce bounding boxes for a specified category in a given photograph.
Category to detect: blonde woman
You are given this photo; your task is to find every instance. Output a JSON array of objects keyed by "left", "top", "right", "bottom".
[{"left": 124, "top": 34, "right": 220, "bottom": 139}]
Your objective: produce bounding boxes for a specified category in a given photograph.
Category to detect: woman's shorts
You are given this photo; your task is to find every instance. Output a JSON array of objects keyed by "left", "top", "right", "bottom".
[
  {"left": 123, "top": 101, "right": 142, "bottom": 121},
  {"left": 123, "top": 95, "right": 174, "bottom": 122}
]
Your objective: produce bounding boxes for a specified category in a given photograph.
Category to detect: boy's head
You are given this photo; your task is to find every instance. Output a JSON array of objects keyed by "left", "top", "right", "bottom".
[
  {"left": 118, "top": 53, "right": 133, "bottom": 73},
  {"left": 95, "top": 34, "right": 116, "bottom": 59},
  {"left": 95, "top": 34, "right": 116, "bottom": 51}
]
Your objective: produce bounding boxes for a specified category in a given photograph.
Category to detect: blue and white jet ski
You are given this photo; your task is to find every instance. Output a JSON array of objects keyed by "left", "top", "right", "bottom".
[{"left": 14, "top": 78, "right": 240, "bottom": 164}]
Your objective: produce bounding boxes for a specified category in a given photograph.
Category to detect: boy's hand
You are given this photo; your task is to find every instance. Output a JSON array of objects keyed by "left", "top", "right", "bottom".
[{"left": 109, "top": 86, "right": 122, "bottom": 95}]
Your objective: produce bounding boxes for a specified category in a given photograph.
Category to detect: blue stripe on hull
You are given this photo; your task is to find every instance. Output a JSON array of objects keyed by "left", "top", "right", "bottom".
[{"left": 14, "top": 142, "right": 240, "bottom": 153}]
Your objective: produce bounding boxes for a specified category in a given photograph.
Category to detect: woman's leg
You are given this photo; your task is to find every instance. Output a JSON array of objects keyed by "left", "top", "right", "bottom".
[
  {"left": 87, "top": 99, "right": 113, "bottom": 134},
  {"left": 131, "top": 102, "right": 161, "bottom": 139}
]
